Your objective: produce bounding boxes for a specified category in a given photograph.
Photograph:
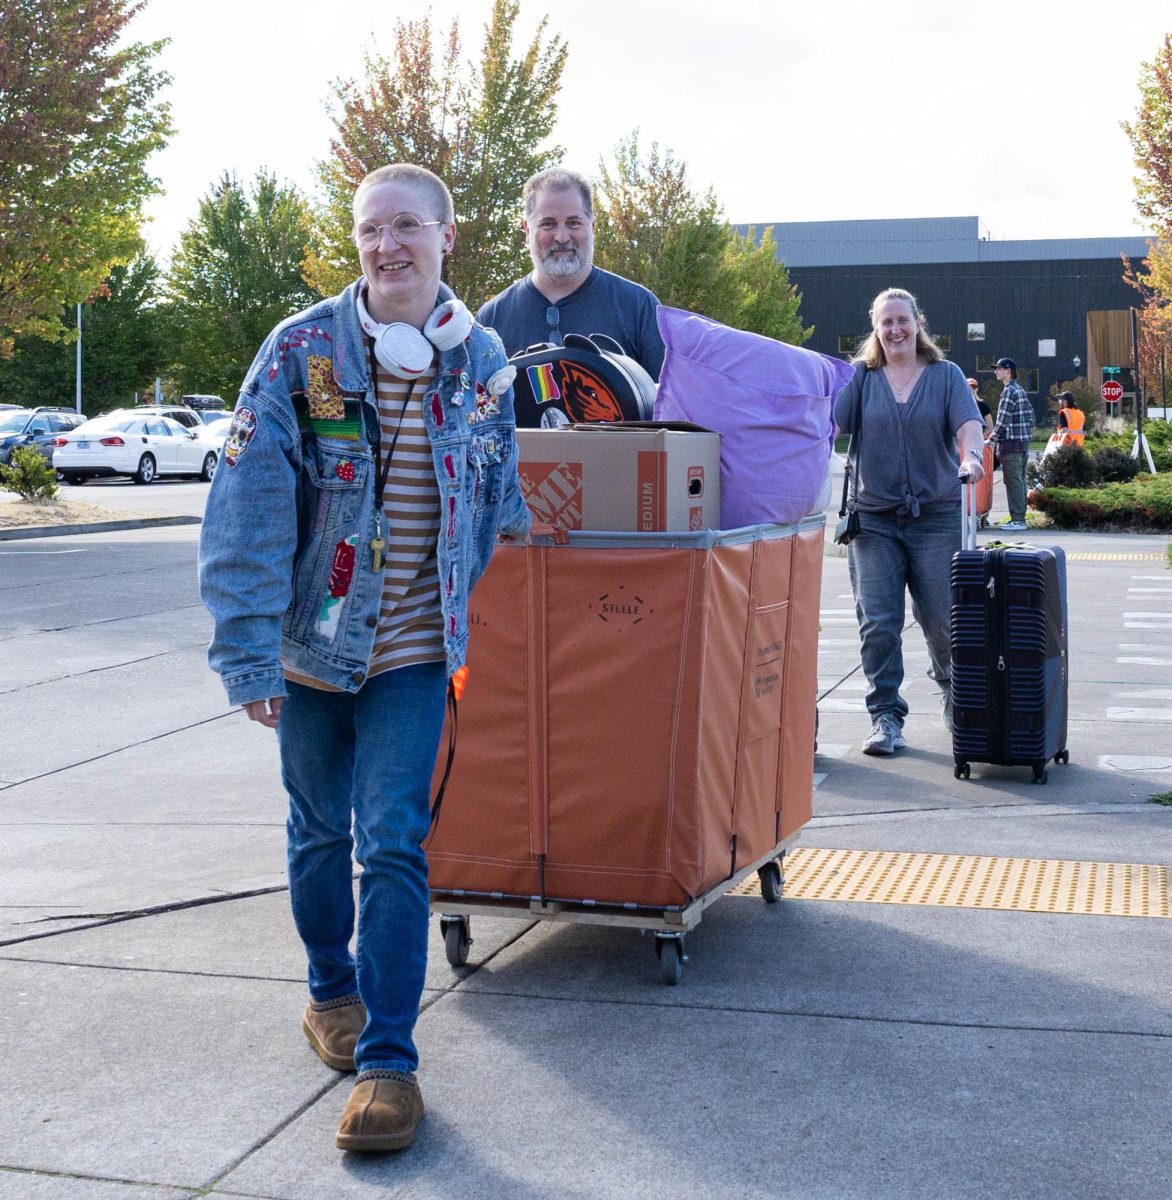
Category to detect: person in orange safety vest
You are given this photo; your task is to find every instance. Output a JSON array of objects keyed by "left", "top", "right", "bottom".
[{"left": 1055, "top": 392, "right": 1086, "bottom": 447}]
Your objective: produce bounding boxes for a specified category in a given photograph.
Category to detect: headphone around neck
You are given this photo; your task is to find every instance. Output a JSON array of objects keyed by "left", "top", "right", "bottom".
[{"left": 355, "top": 289, "right": 474, "bottom": 380}]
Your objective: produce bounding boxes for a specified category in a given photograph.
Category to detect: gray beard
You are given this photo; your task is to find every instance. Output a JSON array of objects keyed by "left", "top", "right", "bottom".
[{"left": 536, "top": 245, "right": 590, "bottom": 278}]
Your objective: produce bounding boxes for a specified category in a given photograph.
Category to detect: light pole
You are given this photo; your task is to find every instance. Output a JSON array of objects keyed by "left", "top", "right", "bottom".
[{"left": 75, "top": 303, "right": 82, "bottom": 414}]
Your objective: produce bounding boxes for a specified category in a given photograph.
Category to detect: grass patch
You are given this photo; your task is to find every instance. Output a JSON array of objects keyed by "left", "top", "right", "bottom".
[{"left": 1149, "top": 791, "right": 1172, "bottom": 806}]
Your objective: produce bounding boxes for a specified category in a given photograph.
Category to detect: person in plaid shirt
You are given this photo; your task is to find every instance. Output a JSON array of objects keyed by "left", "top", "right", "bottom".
[{"left": 990, "top": 357, "right": 1034, "bottom": 530}]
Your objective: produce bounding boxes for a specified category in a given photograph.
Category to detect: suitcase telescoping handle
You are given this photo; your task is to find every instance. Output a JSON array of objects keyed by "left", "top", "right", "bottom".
[{"left": 961, "top": 479, "right": 979, "bottom": 552}]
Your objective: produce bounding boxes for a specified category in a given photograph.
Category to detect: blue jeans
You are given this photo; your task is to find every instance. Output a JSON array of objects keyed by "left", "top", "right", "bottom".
[
  {"left": 847, "top": 506, "right": 958, "bottom": 723},
  {"left": 278, "top": 663, "right": 447, "bottom": 1074}
]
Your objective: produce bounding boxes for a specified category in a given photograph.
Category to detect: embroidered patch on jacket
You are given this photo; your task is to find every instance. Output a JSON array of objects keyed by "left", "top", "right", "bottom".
[
  {"left": 316, "top": 534, "right": 359, "bottom": 640},
  {"left": 223, "top": 407, "right": 258, "bottom": 468},
  {"left": 468, "top": 382, "right": 500, "bottom": 424},
  {"left": 307, "top": 355, "right": 346, "bottom": 421},
  {"left": 336, "top": 460, "right": 355, "bottom": 482},
  {"left": 293, "top": 384, "right": 364, "bottom": 442},
  {"left": 266, "top": 325, "right": 332, "bottom": 382}
]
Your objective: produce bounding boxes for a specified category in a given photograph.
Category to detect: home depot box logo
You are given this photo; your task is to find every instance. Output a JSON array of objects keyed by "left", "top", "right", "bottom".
[
  {"left": 517, "top": 426, "right": 721, "bottom": 532},
  {"left": 519, "top": 461, "right": 583, "bottom": 528}
]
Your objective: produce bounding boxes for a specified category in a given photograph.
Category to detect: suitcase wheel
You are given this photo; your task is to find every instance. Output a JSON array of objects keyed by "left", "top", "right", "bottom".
[
  {"left": 1032, "top": 764, "right": 1049, "bottom": 785},
  {"left": 441, "top": 915, "right": 472, "bottom": 967},
  {"left": 954, "top": 762, "right": 971, "bottom": 780},
  {"left": 758, "top": 861, "right": 784, "bottom": 904},
  {"left": 655, "top": 934, "right": 686, "bottom": 985},
  {"left": 1054, "top": 749, "right": 1070, "bottom": 765}
]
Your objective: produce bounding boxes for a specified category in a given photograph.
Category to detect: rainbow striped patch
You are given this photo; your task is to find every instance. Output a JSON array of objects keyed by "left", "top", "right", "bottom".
[{"left": 526, "top": 363, "right": 561, "bottom": 406}]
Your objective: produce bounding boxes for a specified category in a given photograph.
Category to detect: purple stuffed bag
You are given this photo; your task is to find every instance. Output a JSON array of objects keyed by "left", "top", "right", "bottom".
[{"left": 652, "top": 306, "right": 855, "bottom": 529}]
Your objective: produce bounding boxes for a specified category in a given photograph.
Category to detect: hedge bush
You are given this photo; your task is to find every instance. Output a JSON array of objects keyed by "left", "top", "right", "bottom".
[
  {"left": 1090, "top": 445, "right": 1140, "bottom": 484},
  {"left": 1029, "top": 474, "right": 1172, "bottom": 529},
  {"left": 0, "top": 445, "right": 59, "bottom": 502}
]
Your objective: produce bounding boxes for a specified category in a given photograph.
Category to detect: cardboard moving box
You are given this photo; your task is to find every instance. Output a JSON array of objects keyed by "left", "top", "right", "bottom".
[{"left": 517, "top": 422, "right": 721, "bottom": 532}]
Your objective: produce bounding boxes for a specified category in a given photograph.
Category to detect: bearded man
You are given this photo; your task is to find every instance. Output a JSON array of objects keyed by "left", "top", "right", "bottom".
[{"left": 477, "top": 167, "right": 665, "bottom": 379}]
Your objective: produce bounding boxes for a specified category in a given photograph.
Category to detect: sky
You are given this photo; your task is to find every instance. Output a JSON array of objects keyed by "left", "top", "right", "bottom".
[{"left": 128, "top": 0, "right": 1171, "bottom": 260}]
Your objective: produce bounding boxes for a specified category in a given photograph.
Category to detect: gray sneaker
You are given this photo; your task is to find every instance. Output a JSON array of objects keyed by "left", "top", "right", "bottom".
[
  {"left": 862, "top": 714, "right": 906, "bottom": 756},
  {"left": 1002, "top": 521, "right": 1028, "bottom": 532},
  {"left": 942, "top": 688, "right": 954, "bottom": 733}
]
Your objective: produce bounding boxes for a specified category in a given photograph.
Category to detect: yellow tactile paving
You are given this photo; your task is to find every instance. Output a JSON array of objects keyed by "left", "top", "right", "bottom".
[
  {"left": 729, "top": 848, "right": 1170, "bottom": 917},
  {"left": 1064, "top": 552, "right": 1165, "bottom": 561}
]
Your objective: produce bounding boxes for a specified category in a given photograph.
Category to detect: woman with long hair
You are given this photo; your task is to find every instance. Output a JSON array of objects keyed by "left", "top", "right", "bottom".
[{"left": 834, "top": 288, "right": 985, "bottom": 755}]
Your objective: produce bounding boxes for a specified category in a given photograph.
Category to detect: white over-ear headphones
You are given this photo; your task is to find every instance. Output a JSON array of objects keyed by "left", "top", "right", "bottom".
[{"left": 356, "top": 290, "right": 474, "bottom": 379}]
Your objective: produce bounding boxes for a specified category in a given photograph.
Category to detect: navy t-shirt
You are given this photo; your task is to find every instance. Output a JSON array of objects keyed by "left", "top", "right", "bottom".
[{"left": 477, "top": 267, "right": 665, "bottom": 380}]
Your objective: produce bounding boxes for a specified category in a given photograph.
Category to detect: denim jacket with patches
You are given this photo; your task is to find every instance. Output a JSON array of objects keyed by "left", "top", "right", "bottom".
[{"left": 198, "top": 278, "right": 531, "bottom": 707}]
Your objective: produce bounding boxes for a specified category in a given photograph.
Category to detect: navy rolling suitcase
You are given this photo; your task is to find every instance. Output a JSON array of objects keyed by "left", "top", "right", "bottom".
[{"left": 950, "top": 485, "right": 1070, "bottom": 784}]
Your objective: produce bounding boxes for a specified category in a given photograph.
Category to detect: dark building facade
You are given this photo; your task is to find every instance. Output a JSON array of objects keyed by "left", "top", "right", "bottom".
[{"left": 741, "top": 216, "right": 1153, "bottom": 421}]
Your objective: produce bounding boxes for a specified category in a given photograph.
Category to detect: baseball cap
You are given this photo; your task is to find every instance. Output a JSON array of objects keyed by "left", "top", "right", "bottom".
[{"left": 993, "top": 357, "right": 1016, "bottom": 371}]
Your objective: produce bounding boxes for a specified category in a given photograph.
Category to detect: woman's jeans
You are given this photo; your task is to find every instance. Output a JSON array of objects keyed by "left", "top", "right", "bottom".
[
  {"left": 847, "top": 506, "right": 959, "bottom": 724},
  {"left": 278, "top": 663, "right": 447, "bottom": 1075}
]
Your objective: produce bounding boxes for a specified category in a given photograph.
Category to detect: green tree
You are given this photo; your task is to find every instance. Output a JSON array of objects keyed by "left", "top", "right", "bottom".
[
  {"left": 594, "top": 134, "right": 811, "bottom": 344},
  {"left": 306, "top": 0, "right": 567, "bottom": 309},
  {"left": 594, "top": 135, "right": 736, "bottom": 318},
  {"left": 721, "top": 227, "right": 811, "bottom": 346},
  {"left": 0, "top": 254, "right": 169, "bottom": 415},
  {"left": 0, "top": 0, "right": 171, "bottom": 355},
  {"left": 165, "top": 171, "right": 318, "bottom": 398}
]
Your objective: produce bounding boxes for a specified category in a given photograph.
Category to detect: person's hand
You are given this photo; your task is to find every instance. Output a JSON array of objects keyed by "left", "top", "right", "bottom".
[
  {"left": 243, "top": 697, "right": 283, "bottom": 729},
  {"left": 958, "top": 458, "right": 985, "bottom": 482}
]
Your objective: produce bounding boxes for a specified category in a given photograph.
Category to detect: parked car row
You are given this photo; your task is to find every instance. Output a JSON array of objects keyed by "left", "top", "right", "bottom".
[{"left": 0, "top": 403, "right": 234, "bottom": 485}]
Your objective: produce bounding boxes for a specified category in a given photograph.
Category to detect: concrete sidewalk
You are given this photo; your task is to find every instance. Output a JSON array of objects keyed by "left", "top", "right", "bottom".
[{"left": 0, "top": 513, "right": 1170, "bottom": 1198}]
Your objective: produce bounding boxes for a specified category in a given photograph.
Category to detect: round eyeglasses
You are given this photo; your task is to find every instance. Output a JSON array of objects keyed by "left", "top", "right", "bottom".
[{"left": 354, "top": 214, "right": 442, "bottom": 250}]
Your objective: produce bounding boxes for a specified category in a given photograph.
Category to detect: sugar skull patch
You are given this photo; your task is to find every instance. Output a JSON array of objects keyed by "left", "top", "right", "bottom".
[
  {"left": 223, "top": 407, "right": 258, "bottom": 468},
  {"left": 316, "top": 534, "right": 359, "bottom": 640},
  {"left": 307, "top": 355, "right": 345, "bottom": 421}
]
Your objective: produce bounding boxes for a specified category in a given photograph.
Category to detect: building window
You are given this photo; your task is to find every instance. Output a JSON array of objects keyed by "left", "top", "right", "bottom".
[
  {"left": 967, "top": 323, "right": 986, "bottom": 341},
  {"left": 975, "top": 354, "right": 998, "bottom": 372},
  {"left": 1021, "top": 367, "right": 1039, "bottom": 393},
  {"left": 934, "top": 333, "right": 951, "bottom": 352},
  {"left": 837, "top": 334, "right": 866, "bottom": 356},
  {"left": 1038, "top": 339, "right": 1056, "bottom": 358}
]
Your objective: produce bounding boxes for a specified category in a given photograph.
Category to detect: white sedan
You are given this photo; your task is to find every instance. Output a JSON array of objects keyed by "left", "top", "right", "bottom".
[{"left": 54, "top": 414, "right": 219, "bottom": 485}]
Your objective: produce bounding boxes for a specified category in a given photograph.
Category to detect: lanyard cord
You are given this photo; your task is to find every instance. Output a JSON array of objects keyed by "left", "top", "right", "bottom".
[{"left": 368, "top": 340, "right": 425, "bottom": 506}]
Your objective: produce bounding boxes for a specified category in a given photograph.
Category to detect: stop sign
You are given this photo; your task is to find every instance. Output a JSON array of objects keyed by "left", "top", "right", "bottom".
[{"left": 1101, "top": 380, "right": 1124, "bottom": 403}]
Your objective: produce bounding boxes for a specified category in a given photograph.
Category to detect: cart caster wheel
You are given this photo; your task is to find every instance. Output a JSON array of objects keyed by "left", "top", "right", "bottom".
[
  {"left": 1054, "top": 749, "right": 1070, "bottom": 765},
  {"left": 655, "top": 935, "right": 684, "bottom": 986},
  {"left": 1032, "top": 764, "right": 1048, "bottom": 785},
  {"left": 954, "top": 762, "right": 970, "bottom": 780},
  {"left": 979, "top": 515, "right": 990, "bottom": 529},
  {"left": 441, "top": 916, "right": 471, "bottom": 967},
  {"left": 758, "top": 861, "right": 784, "bottom": 904}
]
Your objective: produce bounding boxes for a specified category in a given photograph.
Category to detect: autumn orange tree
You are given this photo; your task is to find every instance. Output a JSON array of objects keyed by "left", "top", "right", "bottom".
[
  {"left": 1122, "top": 33, "right": 1172, "bottom": 404},
  {"left": 305, "top": 0, "right": 566, "bottom": 310},
  {"left": 0, "top": 0, "right": 171, "bottom": 355}
]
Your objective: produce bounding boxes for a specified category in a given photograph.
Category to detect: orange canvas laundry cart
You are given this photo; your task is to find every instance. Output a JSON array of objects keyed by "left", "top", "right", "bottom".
[{"left": 427, "top": 517, "right": 824, "bottom": 983}]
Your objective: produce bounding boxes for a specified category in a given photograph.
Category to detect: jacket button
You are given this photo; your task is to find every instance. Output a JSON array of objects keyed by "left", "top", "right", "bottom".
[
  {"left": 366, "top": 615, "right": 377, "bottom": 628},
  {"left": 351, "top": 672, "right": 364, "bottom": 685}
]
